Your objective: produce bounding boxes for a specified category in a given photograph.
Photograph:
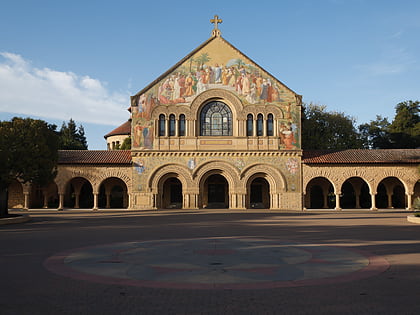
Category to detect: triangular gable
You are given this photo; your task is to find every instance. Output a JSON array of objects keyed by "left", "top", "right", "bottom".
[{"left": 131, "top": 36, "right": 301, "bottom": 109}]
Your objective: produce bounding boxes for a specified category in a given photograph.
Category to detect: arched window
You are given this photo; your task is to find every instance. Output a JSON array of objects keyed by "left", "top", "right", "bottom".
[
  {"left": 267, "top": 113, "right": 273, "bottom": 136},
  {"left": 257, "top": 114, "right": 263, "bottom": 136},
  {"left": 200, "top": 101, "right": 232, "bottom": 136},
  {"left": 247, "top": 114, "right": 253, "bottom": 136},
  {"left": 159, "top": 114, "right": 166, "bottom": 136},
  {"left": 179, "top": 114, "right": 186, "bottom": 136},
  {"left": 169, "top": 114, "right": 175, "bottom": 136}
]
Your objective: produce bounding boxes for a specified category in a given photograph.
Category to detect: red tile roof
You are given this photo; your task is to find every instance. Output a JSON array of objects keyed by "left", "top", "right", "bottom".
[
  {"left": 303, "top": 149, "right": 420, "bottom": 164},
  {"left": 58, "top": 150, "right": 132, "bottom": 165},
  {"left": 104, "top": 120, "right": 131, "bottom": 139}
]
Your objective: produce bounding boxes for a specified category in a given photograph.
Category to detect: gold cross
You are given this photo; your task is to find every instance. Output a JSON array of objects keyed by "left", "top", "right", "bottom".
[{"left": 210, "top": 15, "right": 222, "bottom": 30}]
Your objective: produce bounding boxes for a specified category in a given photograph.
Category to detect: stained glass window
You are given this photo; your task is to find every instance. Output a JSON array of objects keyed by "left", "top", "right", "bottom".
[
  {"left": 257, "top": 114, "right": 263, "bottom": 136},
  {"left": 247, "top": 114, "right": 253, "bottom": 136},
  {"left": 169, "top": 114, "right": 175, "bottom": 136},
  {"left": 200, "top": 101, "right": 232, "bottom": 136},
  {"left": 179, "top": 114, "right": 185, "bottom": 136},
  {"left": 159, "top": 114, "right": 166, "bottom": 136},
  {"left": 267, "top": 113, "right": 273, "bottom": 136}
]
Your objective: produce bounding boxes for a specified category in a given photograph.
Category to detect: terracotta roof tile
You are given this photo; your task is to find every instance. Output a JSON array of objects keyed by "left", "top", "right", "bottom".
[
  {"left": 58, "top": 150, "right": 132, "bottom": 165},
  {"left": 104, "top": 120, "right": 131, "bottom": 139},
  {"left": 303, "top": 149, "right": 420, "bottom": 164}
]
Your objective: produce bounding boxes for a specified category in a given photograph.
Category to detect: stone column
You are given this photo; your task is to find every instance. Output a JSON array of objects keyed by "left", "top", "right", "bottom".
[
  {"left": 58, "top": 194, "right": 64, "bottom": 211},
  {"left": 263, "top": 119, "right": 267, "bottom": 137},
  {"left": 93, "top": 193, "right": 99, "bottom": 211},
  {"left": 23, "top": 193, "right": 29, "bottom": 211},
  {"left": 43, "top": 193, "right": 49, "bottom": 209},
  {"left": 406, "top": 193, "right": 413, "bottom": 211},
  {"left": 370, "top": 193, "right": 377, "bottom": 210},
  {"left": 355, "top": 192, "right": 361, "bottom": 209},
  {"left": 387, "top": 193, "right": 393, "bottom": 209},
  {"left": 106, "top": 193, "right": 111, "bottom": 208},
  {"left": 165, "top": 119, "right": 169, "bottom": 137},
  {"left": 334, "top": 192, "right": 341, "bottom": 211},
  {"left": 74, "top": 193, "right": 80, "bottom": 209},
  {"left": 175, "top": 119, "right": 179, "bottom": 137}
]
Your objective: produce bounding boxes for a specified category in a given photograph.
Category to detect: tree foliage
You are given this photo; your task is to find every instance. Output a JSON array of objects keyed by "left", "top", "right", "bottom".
[
  {"left": 301, "top": 103, "right": 365, "bottom": 150},
  {"left": 59, "top": 118, "right": 88, "bottom": 150},
  {"left": 0, "top": 117, "right": 59, "bottom": 216},
  {"left": 120, "top": 137, "right": 131, "bottom": 150},
  {"left": 359, "top": 116, "right": 392, "bottom": 149},
  {"left": 359, "top": 100, "right": 419, "bottom": 148}
]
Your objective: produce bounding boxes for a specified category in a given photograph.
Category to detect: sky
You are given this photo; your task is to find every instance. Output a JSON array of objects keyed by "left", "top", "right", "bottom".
[{"left": 1, "top": 0, "right": 419, "bottom": 149}]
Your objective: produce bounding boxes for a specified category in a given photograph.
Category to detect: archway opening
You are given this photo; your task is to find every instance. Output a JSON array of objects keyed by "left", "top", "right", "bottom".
[
  {"left": 205, "top": 174, "right": 228, "bottom": 208},
  {"left": 249, "top": 177, "right": 270, "bottom": 209},
  {"left": 414, "top": 181, "right": 420, "bottom": 209},
  {"left": 65, "top": 177, "right": 93, "bottom": 209},
  {"left": 305, "top": 177, "right": 334, "bottom": 209},
  {"left": 376, "top": 177, "right": 406, "bottom": 209},
  {"left": 340, "top": 177, "right": 371, "bottom": 209},
  {"left": 162, "top": 177, "right": 183, "bottom": 209},
  {"left": 98, "top": 177, "right": 129, "bottom": 209}
]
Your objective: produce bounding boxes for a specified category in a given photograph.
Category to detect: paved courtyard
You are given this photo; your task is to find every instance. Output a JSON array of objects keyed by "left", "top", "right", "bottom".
[{"left": 1, "top": 209, "right": 420, "bottom": 314}]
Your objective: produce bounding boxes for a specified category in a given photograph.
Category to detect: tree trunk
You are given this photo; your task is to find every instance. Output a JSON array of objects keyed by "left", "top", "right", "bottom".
[{"left": 0, "top": 184, "right": 9, "bottom": 217}]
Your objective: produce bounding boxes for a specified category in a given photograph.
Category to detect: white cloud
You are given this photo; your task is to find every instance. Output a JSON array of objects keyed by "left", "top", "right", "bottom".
[{"left": 0, "top": 52, "right": 129, "bottom": 125}]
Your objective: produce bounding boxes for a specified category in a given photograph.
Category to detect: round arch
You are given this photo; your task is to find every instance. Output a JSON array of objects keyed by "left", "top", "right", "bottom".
[
  {"left": 193, "top": 160, "right": 239, "bottom": 190},
  {"left": 305, "top": 177, "right": 335, "bottom": 209},
  {"left": 148, "top": 164, "right": 193, "bottom": 195},
  {"left": 64, "top": 177, "right": 94, "bottom": 209},
  {"left": 241, "top": 163, "right": 286, "bottom": 193},
  {"left": 190, "top": 89, "right": 245, "bottom": 120},
  {"left": 340, "top": 177, "right": 371, "bottom": 209},
  {"left": 376, "top": 177, "right": 407, "bottom": 209},
  {"left": 98, "top": 177, "right": 129, "bottom": 209}
]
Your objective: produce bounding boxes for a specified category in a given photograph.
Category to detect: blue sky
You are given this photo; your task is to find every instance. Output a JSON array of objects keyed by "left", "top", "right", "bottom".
[{"left": 1, "top": 0, "right": 419, "bottom": 149}]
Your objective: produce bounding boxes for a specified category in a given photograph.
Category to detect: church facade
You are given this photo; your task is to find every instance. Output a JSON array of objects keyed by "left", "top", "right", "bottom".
[{"left": 7, "top": 17, "right": 420, "bottom": 211}]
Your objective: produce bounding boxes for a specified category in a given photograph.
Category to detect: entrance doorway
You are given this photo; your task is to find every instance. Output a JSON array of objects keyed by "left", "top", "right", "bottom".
[
  {"left": 162, "top": 177, "right": 182, "bottom": 209},
  {"left": 205, "top": 174, "right": 228, "bottom": 208},
  {"left": 250, "top": 177, "right": 270, "bottom": 209}
]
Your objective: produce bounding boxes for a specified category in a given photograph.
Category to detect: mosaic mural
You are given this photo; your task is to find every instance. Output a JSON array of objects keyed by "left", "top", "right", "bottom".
[{"left": 131, "top": 37, "right": 301, "bottom": 150}]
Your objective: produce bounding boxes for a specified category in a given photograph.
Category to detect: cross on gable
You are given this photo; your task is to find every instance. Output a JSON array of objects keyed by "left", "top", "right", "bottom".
[{"left": 210, "top": 15, "right": 222, "bottom": 37}]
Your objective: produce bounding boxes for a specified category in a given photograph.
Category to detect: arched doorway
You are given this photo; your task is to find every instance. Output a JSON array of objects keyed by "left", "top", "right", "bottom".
[
  {"left": 98, "top": 177, "right": 129, "bottom": 209},
  {"left": 376, "top": 177, "right": 406, "bottom": 209},
  {"left": 414, "top": 181, "right": 420, "bottom": 209},
  {"left": 340, "top": 177, "right": 371, "bottom": 209},
  {"left": 65, "top": 177, "right": 93, "bottom": 209},
  {"left": 204, "top": 174, "right": 228, "bottom": 208},
  {"left": 249, "top": 177, "right": 270, "bottom": 209},
  {"left": 161, "top": 177, "right": 183, "bottom": 209},
  {"left": 305, "top": 177, "right": 334, "bottom": 209}
]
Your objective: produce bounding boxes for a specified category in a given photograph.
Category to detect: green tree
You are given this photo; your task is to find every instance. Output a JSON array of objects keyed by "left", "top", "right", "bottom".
[
  {"left": 0, "top": 117, "right": 59, "bottom": 217},
  {"left": 358, "top": 116, "right": 392, "bottom": 149},
  {"left": 119, "top": 137, "right": 131, "bottom": 150},
  {"left": 389, "top": 100, "right": 420, "bottom": 148},
  {"left": 358, "top": 100, "right": 419, "bottom": 149},
  {"left": 59, "top": 118, "right": 88, "bottom": 150},
  {"left": 301, "top": 103, "right": 365, "bottom": 150}
]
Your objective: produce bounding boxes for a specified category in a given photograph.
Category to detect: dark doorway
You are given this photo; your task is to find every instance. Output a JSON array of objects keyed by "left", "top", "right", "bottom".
[
  {"left": 206, "top": 174, "right": 228, "bottom": 208},
  {"left": 163, "top": 177, "right": 182, "bottom": 209},
  {"left": 170, "top": 178, "right": 182, "bottom": 205},
  {"left": 250, "top": 177, "right": 270, "bottom": 208}
]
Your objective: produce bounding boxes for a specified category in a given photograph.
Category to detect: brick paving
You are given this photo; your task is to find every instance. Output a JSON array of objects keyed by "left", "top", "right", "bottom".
[{"left": 1, "top": 209, "right": 420, "bottom": 314}]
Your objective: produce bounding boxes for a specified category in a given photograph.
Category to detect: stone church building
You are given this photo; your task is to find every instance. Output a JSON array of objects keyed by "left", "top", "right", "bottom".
[{"left": 8, "top": 17, "right": 420, "bottom": 211}]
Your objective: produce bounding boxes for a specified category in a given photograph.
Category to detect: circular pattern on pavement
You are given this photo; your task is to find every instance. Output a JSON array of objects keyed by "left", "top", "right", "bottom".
[{"left": 44, "top": 237, "right": 389, "bottom": 289}]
